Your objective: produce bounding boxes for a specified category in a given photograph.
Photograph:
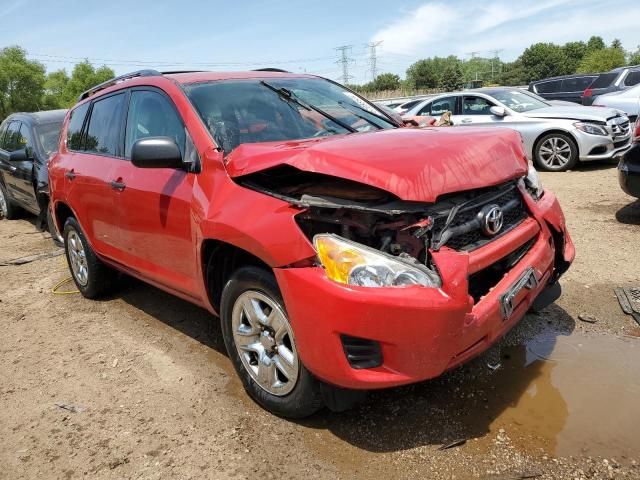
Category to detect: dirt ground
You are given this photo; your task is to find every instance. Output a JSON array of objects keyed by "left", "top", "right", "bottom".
[{"left": 1, "top": 162, "right": 640, "bottom": 480}]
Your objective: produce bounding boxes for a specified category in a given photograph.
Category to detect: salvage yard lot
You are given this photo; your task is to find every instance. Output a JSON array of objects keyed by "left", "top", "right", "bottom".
[{"left": 1, "top": 164, "right": 640, "bottom": 479}]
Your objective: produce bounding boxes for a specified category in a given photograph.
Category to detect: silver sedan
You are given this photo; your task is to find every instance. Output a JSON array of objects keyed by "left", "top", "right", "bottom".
[
  {"left": 593, "top": 84, "right": 639, "bottom": 142},
  {"left": 402, "top": 88, "right": 632, "bottom": 171}
]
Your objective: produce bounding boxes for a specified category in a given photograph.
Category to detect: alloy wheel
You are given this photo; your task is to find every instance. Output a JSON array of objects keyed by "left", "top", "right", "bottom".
[
  {"left": 538, "top": 137, "right": 572, "bottom": 169},
  {"left": 231, "top": 291, "right": 299, "bottom": 396},
  {"left": 0, "top": 187, "right": 7, "bottom": 219},
  {"left": 67, "top": 230, "right": 89, "bottom": 286}
]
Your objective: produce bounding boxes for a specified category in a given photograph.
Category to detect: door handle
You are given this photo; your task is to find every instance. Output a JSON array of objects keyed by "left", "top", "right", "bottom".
[
  {"left": 460, "top": 119, "right": 473, "bottom": 124},
  {"left": 110, "top": 180, "right": 126, "bottom": 191},
  {"left": 65, "top": 170, "right": 76, "bottom": 180}
]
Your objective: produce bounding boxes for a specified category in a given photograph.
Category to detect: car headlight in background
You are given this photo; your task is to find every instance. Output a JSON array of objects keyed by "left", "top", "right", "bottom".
[
  {"left": 574, "top": 122, "right": 608, "bottom": 136},
  {"left": 313, "top": 234, "right": 441, "bottom": 288},
  {"left": 522, "top": 163, "right": 544, "bottom": 201}
]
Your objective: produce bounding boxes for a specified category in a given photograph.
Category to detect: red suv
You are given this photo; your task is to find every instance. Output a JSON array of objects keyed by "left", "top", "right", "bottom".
[{"left": 49, "top": 70, "right": 574, "bottom": 418}]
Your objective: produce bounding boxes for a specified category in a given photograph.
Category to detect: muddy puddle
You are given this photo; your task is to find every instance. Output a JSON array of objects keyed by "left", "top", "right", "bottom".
[{"left": 474, "top": 332, "right": 640, "bottom": 459}]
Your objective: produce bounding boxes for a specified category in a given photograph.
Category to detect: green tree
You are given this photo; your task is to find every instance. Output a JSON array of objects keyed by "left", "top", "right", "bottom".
[
  {"left": 371, "top": 72, "right": 400, "bottom": 91},
  {"left": 406, "top": 55, "right": 460, "bottom": 88},
  {"left": 62, "top": 61, "right": 114, "bottom": 106},
  {"left": 628, "top": 46, "right": 640, "bottom": 65},
  {"left": 496, "top": 60, "right": 527, "bottom": 86},
  {"left": 439, "top": 61, "right": 464, "bottom": 91},
  {"left": 577, "top": 47, "right": 626, "bottom": 73},
  {"left": 520, "top": 43, "right": 569, "bottom": 82},
  {"left": 42, "top": 69, "right": 70, "bottom": 109},
  {"left": 587, "top": 36, "right": 606, "bottom": 52},
  {"left": 562, "top": 41, "right": 587, "bottom": 73},
  {"left": 0, "top": 46, "right": 46, "bottom": 120},
  {"left": 611, "top": 38, "right": 623, "bottom": 50}
]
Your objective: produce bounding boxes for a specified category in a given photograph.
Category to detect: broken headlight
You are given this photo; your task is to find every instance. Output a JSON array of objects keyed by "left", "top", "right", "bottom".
[
  {"left": 313, "top": 234, "right": 441, "bottom": 288},
  {"left": 521, "top": 164, "right": 544, "bottom": 201},
  {"left": 574, "top": 122, "right": 608, "bottom": 136}
]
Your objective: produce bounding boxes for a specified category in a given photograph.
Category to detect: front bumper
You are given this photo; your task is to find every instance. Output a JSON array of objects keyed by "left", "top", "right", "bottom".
[
  {"left": 275, "top": 191, "right": 574, "bottom": 390},
  {"left": 576, "top": 128, "right": 631, "bottom": 162}
]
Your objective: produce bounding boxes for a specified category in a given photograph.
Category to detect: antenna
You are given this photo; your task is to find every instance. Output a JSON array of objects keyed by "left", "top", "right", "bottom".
[{"left": 335, "top": 45, "right": 354, "bottom": 84}]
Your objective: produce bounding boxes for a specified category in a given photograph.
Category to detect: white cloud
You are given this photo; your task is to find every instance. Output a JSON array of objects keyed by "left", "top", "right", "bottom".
[{"left": 370, "top": 0, "right": 640, "bottom": 62}]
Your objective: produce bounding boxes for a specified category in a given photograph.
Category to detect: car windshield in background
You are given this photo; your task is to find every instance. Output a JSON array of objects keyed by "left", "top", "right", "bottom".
[
  {"left": 36, "top": 122, "right": 63, "bottom": 156},
  {"left": 185, "top": 77, "right": 396, "bottom": 154},
  {"left": 490, "top": 89, "right": 550, "bottom": 112}
]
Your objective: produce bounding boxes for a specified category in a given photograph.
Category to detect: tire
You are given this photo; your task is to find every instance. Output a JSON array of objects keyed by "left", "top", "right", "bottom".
[
  {"left": 47, "top": 205, "right": 63, "bottom": 247},
  {"left": 534, "top": 133, "right": 579, "bottom": 172},
  {"left": 0, "top": 181, "right": 20, "bottom": 220},
  {"left": 220, "top": 266, "right": 323, "bottom": 418},
  {"left": 63, "top": 217, "right": 115, "bottom": 299}
]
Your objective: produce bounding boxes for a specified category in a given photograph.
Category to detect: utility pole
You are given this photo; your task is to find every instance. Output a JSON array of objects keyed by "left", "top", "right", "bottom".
[
  {"left": 466, "top": 51, "right": 480, "bottom": 59},
  {"left": 366, "top": 41, "right": 383, "bottom": 81},
  {"left": 335, "top": 45, "right": 354, "bottom": 84}
]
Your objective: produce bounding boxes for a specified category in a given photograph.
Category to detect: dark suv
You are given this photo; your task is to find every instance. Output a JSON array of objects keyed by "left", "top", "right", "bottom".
[
  {"left": 528, "top": 74, "right": 598, "bottom": 104},
  {"left": 0, "top": 110, "right": 66, "bottom": 238},
  {"left": 582, "top": 65, "right": 640, "bottom": 105}
]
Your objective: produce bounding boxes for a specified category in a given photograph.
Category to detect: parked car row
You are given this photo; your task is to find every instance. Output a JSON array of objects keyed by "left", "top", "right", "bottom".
[
  {"left": 7, "top": 67, "right": 638, "bottom": 418},
  {"left": 528, "top": 65, "right": 640, "bottom": 106}
]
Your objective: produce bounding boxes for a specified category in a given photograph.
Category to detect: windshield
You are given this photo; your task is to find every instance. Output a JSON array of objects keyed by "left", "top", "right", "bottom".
[
  {"left": 490, "top": 89, "right": 550, "bottom": 112},
  {"left": 36, "top": 122, "right": 63, "bottom": 156},
  {"left": 184, "top": 77, "right": 396, "bottom": 154}
]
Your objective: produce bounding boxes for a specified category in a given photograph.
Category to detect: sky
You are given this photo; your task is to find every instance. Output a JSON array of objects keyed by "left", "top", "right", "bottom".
[{"left": 1, "top": 0, "right": 639, "bottom": 84}]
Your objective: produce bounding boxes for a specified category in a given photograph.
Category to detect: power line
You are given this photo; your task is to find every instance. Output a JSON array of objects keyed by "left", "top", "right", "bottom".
[
  {"left": 334, "top": 45, "right": 354, "bottom": 84},
  {"left": 366, "top": 41, "right": 383, "bottom": 81}
]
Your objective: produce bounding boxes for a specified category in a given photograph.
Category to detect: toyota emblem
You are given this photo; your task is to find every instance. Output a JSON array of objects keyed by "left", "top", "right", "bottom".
[{"left": 480, "top": 204, "right": 504, "bottom": 236}]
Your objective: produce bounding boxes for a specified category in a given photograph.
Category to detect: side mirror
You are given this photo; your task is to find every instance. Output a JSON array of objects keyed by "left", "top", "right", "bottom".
[
  {"left": 131, "top": 137, "right": 183, "bottom": 169},
  {"left": 9, "top": 148, "right": 29, "bottom": 162},
  {"left": 490, "top": 106, "right": 507, "bottom": 117}
]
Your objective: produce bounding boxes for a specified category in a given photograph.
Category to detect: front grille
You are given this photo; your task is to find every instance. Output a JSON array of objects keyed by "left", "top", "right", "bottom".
[
  {"left": 431, "top": 182, "right": 528, "bottom": 251},
  {"left": 341, "top": 335, "right": 383, "bottom": 369},
  {"left": 614, "top": 138, "right": 630, "bottom": 149},
  {"left": 468, "top": 237, "right": 536, "bottom": 303}
]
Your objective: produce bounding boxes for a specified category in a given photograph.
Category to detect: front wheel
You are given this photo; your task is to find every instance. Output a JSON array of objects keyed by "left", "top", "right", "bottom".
[
  {"left": 220, "top": 266, "right": 323, "bottom": 418},
  {"left": 534, "top": 133, "right": 578, "bottom": 172}
]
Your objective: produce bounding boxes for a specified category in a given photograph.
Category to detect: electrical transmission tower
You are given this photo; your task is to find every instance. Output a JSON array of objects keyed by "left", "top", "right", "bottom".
[
  {"left": 335, "top": 45, "right": 354, "bottom": 84},
  {"left": 489, "top": 49, "right": 504, "bottom": 81},
  {"left": 367, "top": 41, "right": 383, "bottom": 81}
]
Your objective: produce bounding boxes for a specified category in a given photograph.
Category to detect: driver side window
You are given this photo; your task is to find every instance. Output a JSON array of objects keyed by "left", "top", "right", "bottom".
[{"left": 125, "top": 90, "right": 186, "bottom": 158}]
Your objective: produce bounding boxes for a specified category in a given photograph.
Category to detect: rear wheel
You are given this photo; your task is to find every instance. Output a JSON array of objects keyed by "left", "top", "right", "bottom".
[
  {"left": 0, "top": 182, "right": 19, "bottom": 220},
  {"left": 63, "top": 217, "right": 115, "bottom": 298},
  {"left": 220, "top": 266, "right": 323, "bottom": 418},
  {"left": 534, "top": 133, "right": 578, "bottom": 172}
]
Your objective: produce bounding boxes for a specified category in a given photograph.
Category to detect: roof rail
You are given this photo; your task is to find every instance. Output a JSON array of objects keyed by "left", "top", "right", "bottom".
[
  {"left": 253, "top": 68, "right": 290, "bottom": 73},
  {"left": 78, "top": 69, "right": 161, "bottom": 102},
  {"left": 160, "top": 70, "right": 206, "bottom": 75}
]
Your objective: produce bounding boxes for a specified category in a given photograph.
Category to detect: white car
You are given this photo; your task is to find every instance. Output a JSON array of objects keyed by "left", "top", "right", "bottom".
[
  {"left": 593, "top": 84, "right": 640, "bottom": 142},
  {"left": 402, "top": 88, "right": 632, "bottom": 171}
]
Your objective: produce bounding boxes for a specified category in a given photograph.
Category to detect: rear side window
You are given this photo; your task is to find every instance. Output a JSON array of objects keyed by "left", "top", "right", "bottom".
[
  {"left": 125, "top": 90, "right": 185, "bottom": 158},
  {"left": 67, "top": 103, "right": 89, "bottom": 151},
  {"left": 591, "top": 73, "right": 618, "bottom": 89},
  {"left": 426, "top": 96, "right": 457, "bottom": 115},
  {"left": 561, "top": 77, "right": 596, "bottom": 92},
  {"left": 462, "top": 96, "right": 495, "bottom": 115},
  {"left": 85, "top": 93, "right": 126, "bottom": 156},
  {"left": 535, "top": 80, "right": 560, "bottom": 94},
  {"left": 624, "top": 70, "right": 640, "bottom": 87}
]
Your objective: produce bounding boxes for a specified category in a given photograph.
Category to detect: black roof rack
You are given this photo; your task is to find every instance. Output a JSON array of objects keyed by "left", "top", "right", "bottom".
[
  {"left": 77, "top": 69, "right": 161, "bottom": 102},
  {"left": 160, "top": 70, "right": 207, "bottom": 75},
  {"left": 253, "top": 68, "right": 290, "bottom": 73}
]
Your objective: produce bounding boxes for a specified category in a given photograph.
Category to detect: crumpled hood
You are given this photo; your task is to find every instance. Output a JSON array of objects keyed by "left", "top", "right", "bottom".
[
  {"left": 523, "top": 105, "right": 623, "bottom": 122},
  {"left": 225, "top": 127, "right": 528, "bottom": 203}
]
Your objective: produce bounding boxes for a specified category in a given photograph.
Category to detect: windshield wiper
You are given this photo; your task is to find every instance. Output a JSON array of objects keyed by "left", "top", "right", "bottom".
[
  {"left": 337, "top": 100, "right": 392, "bottom": 129},
  {"left": 259, "top": 81, "right": 357, "bottom": 134}
]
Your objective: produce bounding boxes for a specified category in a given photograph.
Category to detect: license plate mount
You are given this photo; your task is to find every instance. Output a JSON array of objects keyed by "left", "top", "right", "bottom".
[{"left": 500, "top": 267, "right": 538, "bottom": 320}]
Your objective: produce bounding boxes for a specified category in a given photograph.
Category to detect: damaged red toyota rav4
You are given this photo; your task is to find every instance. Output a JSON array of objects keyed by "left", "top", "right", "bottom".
[{"left": 49, "top": 70, "right": 574, "bottom": 418}]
